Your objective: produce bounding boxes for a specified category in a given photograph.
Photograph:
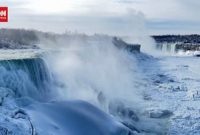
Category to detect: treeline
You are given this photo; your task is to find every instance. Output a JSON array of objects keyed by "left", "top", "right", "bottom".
[
  {"left": 2, "top": 28, "right": 200, "bottom": 49},
  {"left": 152, "top": 35, "right": 200, "bottom": 43},
  {"left": 0, "top": 28, "right": 111, "bottom": 49},
  {"left": 0, "top": 28, "right": 39, "bottom": 45}
]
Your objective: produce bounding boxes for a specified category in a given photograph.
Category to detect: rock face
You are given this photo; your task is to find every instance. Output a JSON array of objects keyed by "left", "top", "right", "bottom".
[
  {"left": 0, "top": 126, "right": 9, "bottom": 135},
  {"left": 153, "top": 35, "right": 200, "bottom": 44},
  {"left": 149, "top": 110, "right": 173, "bottom": 119},
  {"left": 108, "top": 101, "right": 140, "bottom": 133},
  {"left": 112, "top": 37, "right": 141, "bottom": 53},
  {"left": 0, "top": 40, "right": 39, "bottom": 49},
  {"left": 109, "top": 101, "right": 139, "bottom": 122},
  {"left": 175, "top": 43, "right": 200, "bottom": 52}
]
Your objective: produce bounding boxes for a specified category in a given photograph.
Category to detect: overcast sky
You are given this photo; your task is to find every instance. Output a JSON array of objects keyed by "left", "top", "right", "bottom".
[{"left": 0, "top": 0, "right": 199, "bottom": 35}]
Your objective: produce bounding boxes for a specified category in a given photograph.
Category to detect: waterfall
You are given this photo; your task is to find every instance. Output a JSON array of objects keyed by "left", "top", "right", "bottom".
[{"left": 0, "top": 58, "right": 53, "bottom": 101}]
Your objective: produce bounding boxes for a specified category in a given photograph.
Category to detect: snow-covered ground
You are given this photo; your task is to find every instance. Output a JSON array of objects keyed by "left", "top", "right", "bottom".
[{"left": 138, "top": 54, "right": 200, "bottom": 135}]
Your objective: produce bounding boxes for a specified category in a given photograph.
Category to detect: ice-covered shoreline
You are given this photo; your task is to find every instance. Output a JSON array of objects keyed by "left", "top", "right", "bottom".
[{"left": 139, "top": 55, "right": 200, "bottom": 134}]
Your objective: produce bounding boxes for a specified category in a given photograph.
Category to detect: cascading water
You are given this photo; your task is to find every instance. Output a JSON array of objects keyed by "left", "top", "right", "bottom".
[{"left": 0, "top": 58, "right": 54, "bottom": 101}]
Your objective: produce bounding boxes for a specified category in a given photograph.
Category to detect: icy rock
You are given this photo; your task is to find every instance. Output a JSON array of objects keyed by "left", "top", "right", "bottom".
[
  {"left": 187, "top": 107, "right": 195, "bottom": 110},
  {"left": 0, "top": 98, "right": 3, "bottom": 106},
  {"left": 154, "top": 74, "right": 175, "bottom": 84},
  {"left": 193, "top": 123, "right": 200, "bottom": 130},
  {"left": 0, "top": 88, "right": 15, "bottom": 106},
  {"left": 171, "top": 86, "right": 188, "bottom": 92},
  {"left": 0, "top": 88, "right": 14, "bottom": 99},
  {"left": 149, "top": 110, "right": 173, "bottom": 119},
  {"left": 122, "top": 122, "right": 140, "bottom": 133},
  {"left": 0, "top": 126, "right": 10, "bottom": 135},
  {"left": 126, "top": 108, "right": 139, "bottom": 122},
  {"left": 109, "top": 101, "right": 139, "bottom": 122},
  {"left": 192, "top": 91, "right": 200, "bottom": 100},
  {"left": 0, "top": 117, "right": 31, "bottom": 135},
  {"left": 169, "top": 79, "right": 175, "bottom": 82},
  {"left": 112, "top": 37, "right": 141, "bottom": 53},
  {"left": 15, "top": 97, "right": 35, "bottom": 107},
  {"left": 143, "top": 94, "right": 152, "bottom": 100},
  {"left": 12, "top": 109, "right": 28, "bottom": 119}
]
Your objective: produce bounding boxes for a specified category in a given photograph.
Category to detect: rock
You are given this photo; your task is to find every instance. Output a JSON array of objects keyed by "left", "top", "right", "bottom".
[
  {"left": 149, "top": 110, "right": 173, "bottom": 119},
  {"left": 0, "top": 97, "right": 3, "bottom": 106},
  {"left": 0, "top": 88, "right": 15, "bottom": 106},
  {"left": 0, "top": 126, "right": 9, "bottom": 135},
  {"left": 143, "top": 94, "right": 152, "bottom": 100},
  {"left": 169, "top": 79, "right": 175, "bottom": 82},
  {"left": 109, "top": 101, "right": 139, "bottom": 122},
  {"left": 175, "top": 43, "right": 200, "bottom": 52},
  {"left": 127, "top": 108, "right": 139, "bottom": 122},
  {"left": 172, "top": 86, "right": 188, "bottom": 92},
  {"left": 157, "top": 74, "right": 165, "bottom": 78},
  {"left": 122, "top": 122, "right": 140, "bottom": 133},
  {"left": 97, "top": 91, "right": 106, "bottom": 105},
  {"left": 154, "top": 80, "right": 161, "bottom": 84},
  {"left": 112, "top": 37, "right": 141, "bottom": 53},
  {"left": 12, "top": 109, "right": 28, "bottom": 119},
  {"left": 194, "top": 54, "right": 200, "bottom": 57}
]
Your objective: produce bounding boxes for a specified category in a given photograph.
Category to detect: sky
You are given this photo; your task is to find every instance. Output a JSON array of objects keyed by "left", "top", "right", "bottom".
[{"left": 0, "top": 0, "right": 199, "bottom": 35}]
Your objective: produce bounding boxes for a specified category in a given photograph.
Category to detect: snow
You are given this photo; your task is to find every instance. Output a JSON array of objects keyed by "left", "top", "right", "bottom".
[
  {"left": 24, "top": 100, "right": 131, "bottom": 135},
  {"left": 0, "top": 48, "right": 200, "bottom": 134},
  {"left": 0, "top": 49, "right": 45, "bottom": 60},
  {"left": 138, "top": 55, "right": 200, "bottom": 134}
]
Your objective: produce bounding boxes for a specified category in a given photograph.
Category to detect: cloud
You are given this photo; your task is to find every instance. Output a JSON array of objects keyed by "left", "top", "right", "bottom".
[
  {"left": 116, "top": 0, "right": 144, "bottom": 4},
  {"left": 1, "top": 10, "right": 147, "bottom": 36},
  {"left": 147, "top": 19, "right": 200, "bottom": 35},
  {"left": 0, "top": 0, "right": 200, "bottom": 34}
]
